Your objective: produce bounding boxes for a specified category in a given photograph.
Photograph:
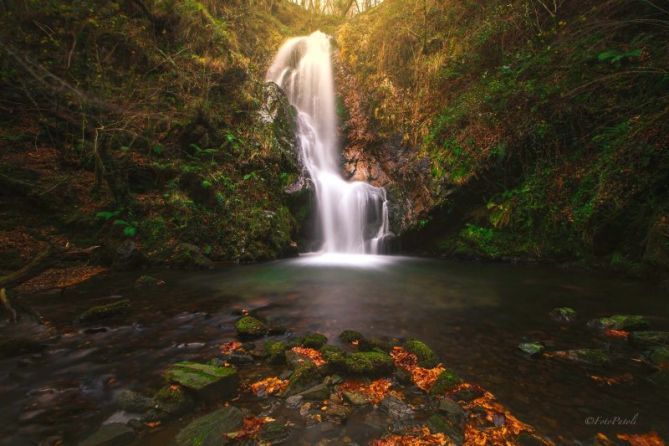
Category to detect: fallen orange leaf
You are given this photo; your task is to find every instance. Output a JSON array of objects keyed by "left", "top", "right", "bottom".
[
  {"left": 250, "top": 376, "right": 289, "bottom": 396},
  {"left": 227, "top": 416, "right": 274, "bottom": 440},
  {"left": 590, "top": 373, "right": 634, "bottom": 386},
  {"left": 220, "top": 341, "right": 243, "bottom": 355},
  {"left": 291, "top": 346, "right": 326, "bottom": 367},
  {"left": 604, "top": 329, "right": 629, "bottom": 339},
  {"left": 618, "top": 432, "right": 666, "bottom": 446},
  {"left": 371, "top": 425, "right": 452, "bottom": 445},
  {"left": 391, "top": 347, "right": 445, "bottom": 391},
  {"left": 338, "top": 378, "right": 394, "bottom": 404}
]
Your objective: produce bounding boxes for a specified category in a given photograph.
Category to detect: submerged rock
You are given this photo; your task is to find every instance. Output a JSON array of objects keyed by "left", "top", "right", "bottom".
[
  {"left": 79, "top": 423, "right": 135, "bottom": 446},
  {"left": 114, "top": 389, "right": 152, "bottom": 413},
  {"left": 164, "top": 362, "right": 238, "bottom": 401},
  {"left": 151, "top": 385, "right": 195, "bottom": 418},
  {"left": 403, "top": 339, "right": 438, "bottom": 368},
  {"left": 297, "top": 383, "right": 330, "bottom": 400},
  {"left": 235, "top": 316, "right": 267, "bottom": 338},
  {"left": 380, "top": 395, "right": 414, "bottom": 420},
  {"left": 175, "top": 406, "right": 243, "bottom": 446},
  {"left": 344, "top": 351, "right": 394, "bottom": 375},
  {"left": 549, "top": 307, "right": 576, "bottom": 323},
  {"left": 343, "top": 390, "right": 370, "bottom": 406},
  {"left": 629, "top": 331, "right": 669, "bottom": 348},
  {"left": 588, "top": 315, "right": 649, "bottom": 331},
  {"left": 430, "top": 370, "right": 463, "bottom": 395},
  {"left": 549, "top": 349, "right": 610, "bottom": 366},
  {"left": 518, "top": 342, "right": 544, "bottom": 356},
  {"left": 78, "top": 300, "right": 130, "bottom": 324},
  {"left": 134, "top": 275, "right": 164, "bottom": 289}
]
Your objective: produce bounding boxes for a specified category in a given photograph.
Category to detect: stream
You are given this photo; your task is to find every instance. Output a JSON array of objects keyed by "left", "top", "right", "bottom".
[{"left": 1, "top": 256, "right": 668, "bottom": 445}]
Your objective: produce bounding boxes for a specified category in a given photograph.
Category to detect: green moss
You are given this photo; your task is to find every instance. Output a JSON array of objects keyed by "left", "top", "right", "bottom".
[
  {"left": 630, "top": 331, "right": 669, "bottom": 348},
  {"left": 404, "top": 339, "right": 438, "bottom": 368},
  {"left": 235, "top": 316, "right": 267, "bottom": 337},
  {"left": 589, "top": 315, "right": 649, "bottom": 331},
  {"left": 339, "top": 329, "right": 364, "bottom": 343},
  {"left": 344, "top": 351, "right": 394, "bottom": 376},
  {"left": 321, "top": 345, "right": 346, "bottom": 369},
  {"left": 152, "top": 385, "right": 194, "bottom": 416},
  {"left": 430, "top": 370, "right": 462, "bottom": 395},
  {"left": 284, "top": 362, "right": 320, "bottom": 396},
  {"left": 300, "top": 332, "right": 328, "bottom": 349},
  {"left": 264, "top": 340, "right": 288, "bottom": 364},
  {"left": 78, "top": 299, "right": 130, "bottom": 323},
  {"left": 175, "top": 407, "right": 243, "bottom": 446},
  {"left": 164, "top": 362, "right": 238, "bottom": 397}
]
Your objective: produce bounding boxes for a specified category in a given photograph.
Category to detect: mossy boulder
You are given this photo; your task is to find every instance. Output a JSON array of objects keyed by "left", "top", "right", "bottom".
[
  {"left": 629, "top": 331, "right": 669, "bottom": 348},
  {"left": 404, "top": 339, "right": 438, "bottom": 368},
  {"left": 152, "top": 385, "right": 195, "bottom": 417},
  {"left": 551, "top": 349, "right": 610, "bottom": 366},
  {"left": 234, "top": 316, "right": 267, "bottom": 338},
  {"left": 300, "top": 332, "right": 328, "bottom": 349},
  {"left": 344, "top": 351, "right": 394, "bottom": 376},
  {"left": 175, "top": 406, "right": 243, "bottom": 446},
  {"left": 283, "top": 362, "right": 320, "bottom": 396},
  {"left": 430, "top": 369, "right": 463, "bottom": 395},
  {"left": 78, "top": 299, "right": 130, "bottom": 323},
  {"left": 134, "top": 275, "right": 164, "bottom": 288},
  {"left": 549, "top": 307, "right": 576, "bottom": 323},
  {"left": 588, "top": 315, "right": 649, "bottom": 331},
  {"left": 164, "top": 362, "right": 238, "bottom": 401},
  {"left": 260, "top": 421, "right": 289, "bottom": 443},
  {"left": 321, "top": 345, "right": 346, "bottom": 370},
  {"left": 339, "top": 330, "right": 364, "bottom": 344},
  {"left": 79, "top": 423, "right": 135, "bottom": 446},
  {"left": 264, "top": 340, "right": 288, "bottom": 364},
  {"left": 518, "top": 342, "right": 544, "bottom": 356},
  {"left": 359, "top": 336, "right": 393, "bottom": 353}
]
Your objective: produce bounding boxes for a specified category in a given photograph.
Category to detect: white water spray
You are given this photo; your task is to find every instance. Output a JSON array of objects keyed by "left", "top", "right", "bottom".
[{"left": 266, "top": 31, "right": 391, "bottom": 254}]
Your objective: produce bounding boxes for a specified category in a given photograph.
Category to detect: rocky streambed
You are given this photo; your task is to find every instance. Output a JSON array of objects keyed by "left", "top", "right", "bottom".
[{"left": 1, "top": 258, "right": 669, "bottom": 445}]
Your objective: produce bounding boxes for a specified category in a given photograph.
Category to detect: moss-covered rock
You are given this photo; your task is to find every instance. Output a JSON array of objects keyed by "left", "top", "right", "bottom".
[
  {"left": 171, "top": 243, "right": 214, "bottom": 270},
  {"left": 430, "top": 369, "right": 463, "bottom": 395},
  {"left": 114, "top": 389, "right": 152, "bottom": 413},
  {"left": 359, "top": 336, "right": 393, "bottom": 353},
  {"left": 260, "top": 421, "right": 290, "bottom": 443},
  {"left": 550, "top": 349, "right": 610, "bottom": 366},
  {"left": 175, "top": 406, "right": 243, "bottom": 446},
  {"left": 164, "top": 362, "right": 238, "bottom": 401},
  {"left": 339, "top": 330, "right": 364, "bottom": 344},
  {"left": 78, "top": 299, "right": 130, "bottom": 323},
  {"left": 427, "top": 414, "right": 463, "bottom": 444},
  {"left": 300, "top": 332, "right": 328, "bottom": 349},
  {"left": 283, "top": 362, "right": 320, "bottom": 396},
  {"left": 518, "top": 342, "right": 544, "bottom": 356},
  {"left": 235, "top": 316, "right": 267, "bottom": 338},
  {"left": 264, "top": 340, "right": 288, "bottom": 364},
  {"left": 344, "top": 351, "right": 394, "bottom": 376},
  {"left": 549, "top": 307, "right": 576, "bottom": 323},
  {"left": 404, "top": 339, "right": 438, "bottom": 368},
  {"left": 321, "top": 344, "right": 346, "bottom": 370},
  {"left": 152, "top": 385, "right": 195, "bottom": 417},
  {"left": 134, "top": 275, "right": 164, "bottom": 288},
  {"left": 630, "top": 331, "right": 669, "bottom": 348},
  {"left": 588, "top": 315, "right": 649, "bottom": 331}
]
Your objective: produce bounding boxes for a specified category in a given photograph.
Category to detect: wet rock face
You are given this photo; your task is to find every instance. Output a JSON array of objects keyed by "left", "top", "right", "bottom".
[{"left": 175, "top": 406, "right": 243, "bottom": 446}]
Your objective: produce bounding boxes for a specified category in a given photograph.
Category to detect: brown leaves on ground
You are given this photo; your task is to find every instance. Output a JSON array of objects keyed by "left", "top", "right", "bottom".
[
  {"left": 604, "top": 329, "right": 630, "bottom": 339},
  {"left": 391, "top": 347, "right": 445, "bottom": 391},
  {"left": 618, "top": 432, "right": 666, "bottom": 446},
  {"left": 250, "top": 376, "right": 288, "bottom": 396},
  {"left": 338, "top": 378, "right": 394, "bottom": 404},
  {"left": 15, "top": 266, "right": 107, "bottom": 294},
  {"left": 371, "top": 426, "right": 453, "bottom": 446},
  {"left": 461, "top": 389, "right": 540, "bottom": 446},
  {"left": 226, "top": 416, "right": 274, "bottom": 441},
  {"left": 291, "top": 346, "right": 326, "bottom": 367},
  {"left": 220, "top": 341, "right": 243, "bottom": 355},
  {"left": 589, "top": 373, "right": 634, "bottom": 386}
]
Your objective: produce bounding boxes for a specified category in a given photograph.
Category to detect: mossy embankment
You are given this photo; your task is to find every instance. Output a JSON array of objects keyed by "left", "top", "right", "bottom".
[
  {"left": 336, "top": 0, "right": 669, "bottom": 276},
  {"left": 0, "top": 1, "right": 341, "bottom": 271}
]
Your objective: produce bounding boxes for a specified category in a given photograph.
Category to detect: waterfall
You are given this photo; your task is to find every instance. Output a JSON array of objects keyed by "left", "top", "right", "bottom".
[{"left": 266, "top": 31, "right": 392, "bottom": 255}]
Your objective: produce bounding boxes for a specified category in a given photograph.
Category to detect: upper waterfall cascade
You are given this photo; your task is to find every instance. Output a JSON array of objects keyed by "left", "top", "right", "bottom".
[{"left": 266, "top": 31, "right": 392, "bottom": 254}]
